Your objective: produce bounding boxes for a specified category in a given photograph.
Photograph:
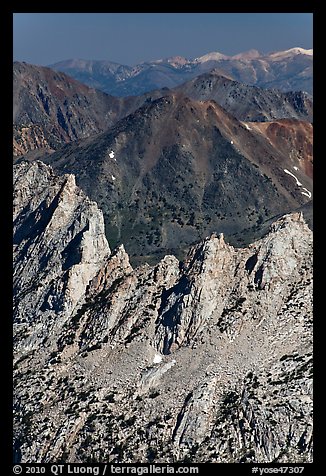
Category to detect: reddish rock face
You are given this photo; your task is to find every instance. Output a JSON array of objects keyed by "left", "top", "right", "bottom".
[{"left": 248, "top": 119, "right": 313, "bottom": 178}]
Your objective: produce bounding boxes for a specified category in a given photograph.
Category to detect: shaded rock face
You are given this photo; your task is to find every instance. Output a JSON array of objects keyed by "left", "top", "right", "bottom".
[{"left": 13, "top": 162, "right": 312, "bottom": 463}]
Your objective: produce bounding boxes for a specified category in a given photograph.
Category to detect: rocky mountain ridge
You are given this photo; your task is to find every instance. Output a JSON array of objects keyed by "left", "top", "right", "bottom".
[
  {"left": 13, "top": 161, "right": 313, "bottom": 463},
  {"left": 174, "top": 71, "right": 313, "bottom": 123},
  {"left": 28, "top": 93, "right": 312, "bottom": 265},
  {"left": 13, "top": 62, "right": 313, "bottom": 159}
]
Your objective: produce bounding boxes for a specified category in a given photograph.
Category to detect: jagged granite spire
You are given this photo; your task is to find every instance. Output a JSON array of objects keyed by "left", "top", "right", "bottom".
[{"left": 13, "top": 162, "right": 312, "bottom": 463}]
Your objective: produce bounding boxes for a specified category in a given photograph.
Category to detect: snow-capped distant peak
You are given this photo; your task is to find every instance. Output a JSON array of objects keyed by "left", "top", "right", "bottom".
[
  {"left": 286, "top": 47, "right": 313, "bottom": 56},
  {"left": 268, "top": 47, "right": 313, "bottom": 60},
  {"left": 195, "top": 51, "right": 229, "bottom": 63}
]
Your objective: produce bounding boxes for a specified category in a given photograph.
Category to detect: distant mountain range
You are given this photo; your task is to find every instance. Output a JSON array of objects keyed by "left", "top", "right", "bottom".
[
  {"left": 13, "top": 62, "right": 312, "bottom": 157},
  {"left": 49, "top": 47, "right": 313, "bottom": 96}
]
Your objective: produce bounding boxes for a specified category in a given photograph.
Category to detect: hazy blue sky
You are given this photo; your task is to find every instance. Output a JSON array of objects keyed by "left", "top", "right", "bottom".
[{"left": 13, "top": 13, "right": 313, "bottom": 66}]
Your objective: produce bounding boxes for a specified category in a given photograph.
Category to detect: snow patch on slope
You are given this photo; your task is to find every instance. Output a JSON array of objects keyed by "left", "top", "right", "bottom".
[
  {"left": 284, "top": 169, "right": 312, "bottom": 199},
  {"left": 284, "top": 169, "right": 302, "bottom": 186},
  {"left": 153, "top": 354, "right": 163, "bottom": 364}
]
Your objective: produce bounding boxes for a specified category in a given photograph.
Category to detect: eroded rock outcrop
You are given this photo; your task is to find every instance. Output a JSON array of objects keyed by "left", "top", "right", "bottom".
[{"left": 13, "top": 162, "right": 313, "bottom": 463}]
